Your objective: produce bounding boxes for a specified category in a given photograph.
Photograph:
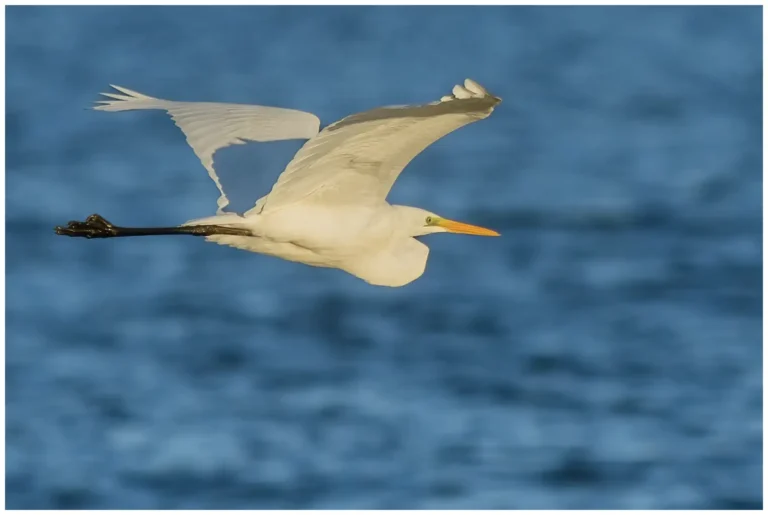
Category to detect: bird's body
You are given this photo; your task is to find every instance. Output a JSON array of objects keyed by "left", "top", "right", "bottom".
[
  {"left": 56, "top": 79, "right": 501, "bottom": 287},
  {"left": 194, "top": 204, "right": 431, "bottom": 286}
]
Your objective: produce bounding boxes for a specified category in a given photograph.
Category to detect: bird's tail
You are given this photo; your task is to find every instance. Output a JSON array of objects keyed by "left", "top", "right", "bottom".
[{"left": 93, "top": 85, "right": 174, "bottom": 112}]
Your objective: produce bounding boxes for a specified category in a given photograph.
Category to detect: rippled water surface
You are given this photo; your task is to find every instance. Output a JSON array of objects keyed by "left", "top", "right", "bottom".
[{"left": 6, "top": 6, "right": 762, "bottom": 509}]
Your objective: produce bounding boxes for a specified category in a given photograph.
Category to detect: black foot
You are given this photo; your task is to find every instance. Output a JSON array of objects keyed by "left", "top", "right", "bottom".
[{"left": 55, "top": 214, "right": 118, "bottom": 238}]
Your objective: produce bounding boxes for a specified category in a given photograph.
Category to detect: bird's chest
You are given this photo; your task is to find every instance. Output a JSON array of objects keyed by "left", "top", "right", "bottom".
[{"left": 259, "top": 204, "right": 394, "bottom": 256}]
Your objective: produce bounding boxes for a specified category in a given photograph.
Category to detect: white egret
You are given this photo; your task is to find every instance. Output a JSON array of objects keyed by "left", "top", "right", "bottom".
[{"left": 55, "top": 79, "right": 501, "bottom": 286}]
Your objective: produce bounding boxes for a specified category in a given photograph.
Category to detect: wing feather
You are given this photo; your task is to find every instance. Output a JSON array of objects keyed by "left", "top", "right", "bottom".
[
  {"left": 94, "top": 85, "right": 321, "bottom": 213},
  {"left": 255, "top": 79, "right": 500, "bottom": 214}
]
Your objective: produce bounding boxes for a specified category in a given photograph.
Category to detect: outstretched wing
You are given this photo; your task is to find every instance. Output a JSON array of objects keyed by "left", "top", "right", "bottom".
[
  {"left": 94, "top": 85, "right": 321, "bottom": 213},
  {"left": 254, "top": 79, "right": 500, "bottom": 214}
]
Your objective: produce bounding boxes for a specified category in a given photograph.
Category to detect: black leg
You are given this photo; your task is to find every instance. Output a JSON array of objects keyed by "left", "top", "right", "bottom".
[{"left": 54, "top": 213, "right": 252, "bottom": 239}]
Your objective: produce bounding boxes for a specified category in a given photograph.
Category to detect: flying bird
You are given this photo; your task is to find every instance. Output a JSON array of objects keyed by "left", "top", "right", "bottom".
[{"left": 55, "top": 79, "right": 501, "bottom": 287}]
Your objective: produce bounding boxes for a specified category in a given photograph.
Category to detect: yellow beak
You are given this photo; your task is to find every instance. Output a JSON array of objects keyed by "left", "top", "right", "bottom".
[{"left": 436, "top": 218, "right": 500, "bottom": 236}]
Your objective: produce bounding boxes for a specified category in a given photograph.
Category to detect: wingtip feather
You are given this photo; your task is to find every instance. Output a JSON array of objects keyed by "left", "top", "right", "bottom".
[
  {"left": 464, "top": 78, "right": 488, "bottom": 96},
  {"left": 440, "top": 78, "right": 498, "bottom": 103},
  {"left": 91, "top": 84, "right": 163, "bottom": 111},
  {"left": 109, "top": 84, "right": 150, "bottom": 98}
]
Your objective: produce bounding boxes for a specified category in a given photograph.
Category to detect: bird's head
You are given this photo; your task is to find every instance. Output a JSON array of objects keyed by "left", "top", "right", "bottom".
[{"left": 395, "top": 206, "right": 500, "bottom": 238}]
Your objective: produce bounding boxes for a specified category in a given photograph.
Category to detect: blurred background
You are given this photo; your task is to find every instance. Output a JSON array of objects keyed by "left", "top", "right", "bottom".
[{"left": 5, "top": 5, "right": 762, "bottom": 509}]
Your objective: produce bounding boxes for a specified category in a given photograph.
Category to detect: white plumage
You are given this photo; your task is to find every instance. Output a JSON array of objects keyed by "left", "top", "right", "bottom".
[
  {"left": 86, "top": 79, "right": 502, "bottom": 287},
  {"left": 95, "top": 85, "right": 320, "bottom": 212}
]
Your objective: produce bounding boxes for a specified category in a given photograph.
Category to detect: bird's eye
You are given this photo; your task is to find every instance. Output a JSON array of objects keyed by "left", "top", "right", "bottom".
[{"left": 425, "top": 216, "right": 433, "bottom": 224}]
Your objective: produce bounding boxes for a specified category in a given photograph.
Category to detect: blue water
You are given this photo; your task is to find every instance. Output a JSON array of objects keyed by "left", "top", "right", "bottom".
[{"left": 5, "top": 6, "right": 762, "bottom": 509}]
